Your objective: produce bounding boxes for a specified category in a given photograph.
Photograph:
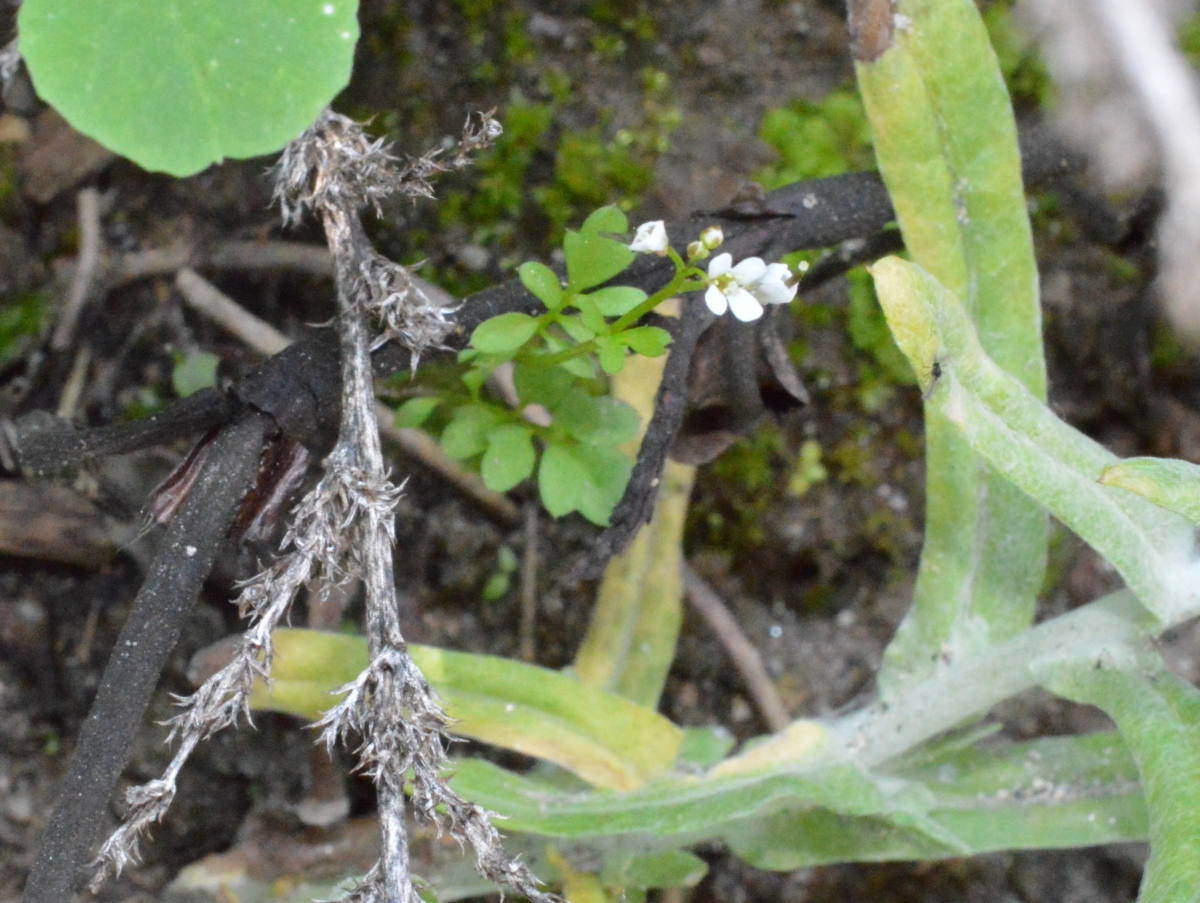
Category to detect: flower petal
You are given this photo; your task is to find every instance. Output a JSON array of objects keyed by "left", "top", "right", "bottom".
[
  {"left": 705, "top": 285, "right": 728, "bottom": 315},
  {"left": 726, "top": 287, "right": 764, "bottom": 322},
  {"left": 708, "top": 253, "right": 733, "bottom": 279},
  {"left": 730, "top": 257, "right": 767, "bottom": 284},
  {"left": 630, "top": 221, "right": 668, "bottom": 253},
  {"left": 751, "top": 278, "right": 797, "bottom": 306},
  {"left": 763, "top": 262, "right": 791, "bottom": 282}
]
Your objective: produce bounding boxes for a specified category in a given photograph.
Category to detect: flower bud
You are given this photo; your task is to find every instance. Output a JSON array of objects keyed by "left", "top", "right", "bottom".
[
  {"left": 629, "top": 220, "right": 668, "bottom": 254},
  {"left": 699, "top": 225, "right": 724, "bottom": 250}
]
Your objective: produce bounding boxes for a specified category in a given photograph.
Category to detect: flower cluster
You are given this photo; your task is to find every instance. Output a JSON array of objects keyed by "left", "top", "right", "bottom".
[
  {"left": 705, "top": 254, "right": 797, "bottom": 321},
  {"left": 628, "top": 220, "right": 800, "bottom": 322}
]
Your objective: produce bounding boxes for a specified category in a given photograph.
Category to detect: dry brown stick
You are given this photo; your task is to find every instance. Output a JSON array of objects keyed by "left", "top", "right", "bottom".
[
  {"left": 0, "top": 480, "right": 115, "bottom": 567},
  {"left": 681, "top": 563, "right": 790, "bottom": 733},
  {"left": 56, "top": 344, "right": 91, "bottom": 420},
  {"left": 519, "top": 503, "right": 538, "bottom": 662},
  {"left": 387, "top": 424, "right": 520, "bottom": 524},
  {"left": 176, "top": 267, "right": 291, "bottom": 355},
  {"left": 51, "top": 188, "right": 102, "bottom": 352},
  {"left": 115, "top": 240, "right": 333, "bottom": 285},
  {"left": 207, "top": 239, "right": 334, "bottom": 277},
  {"left": 175, "top": 267, "right": 520, "bottom": 525}
]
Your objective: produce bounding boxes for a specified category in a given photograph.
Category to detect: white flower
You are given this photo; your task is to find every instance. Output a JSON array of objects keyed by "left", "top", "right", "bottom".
[
  {"left": 629, "top": 220, "right": 668, "bottom": 254},
  {"left": 749, "top": 262, "right": 798, "bottom": 307},
  {"left": 705, "top": 253, "right": 767, "bottom": 321}
]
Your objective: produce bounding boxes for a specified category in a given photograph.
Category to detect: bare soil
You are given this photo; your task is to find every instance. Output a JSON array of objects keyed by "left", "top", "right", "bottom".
[{"left": 1, "top": 2, "right": 1196, "bottom": 902}]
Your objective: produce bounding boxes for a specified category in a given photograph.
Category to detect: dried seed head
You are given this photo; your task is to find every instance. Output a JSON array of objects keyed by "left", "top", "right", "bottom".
[
  {"left": 358, "top": 251, "right": 457, "bottom": 365},
  {"left": 272, "top": 108, "right": 503, "bottom": 225}
]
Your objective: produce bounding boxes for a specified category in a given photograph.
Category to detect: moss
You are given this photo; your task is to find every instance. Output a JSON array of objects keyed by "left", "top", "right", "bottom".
[
  {"left": 1151, "top": 320, "right": 1194, "bottom": 374},
  {"left": 0, "top": 146, "right": 17, "bottom": 218},
  {"left": 537, "top": 128, "right": 653, "bottom": 233},
  {"left": 439, "top": 98, "right": 555, "bottom": 238},
  {"left": 981, "top": 0, "right": 1053, "bottom": 111},
  {"left": 0, "top": 294, "right": 50, "bottom": 366},
  {"left": 787, "top": 440, "right": 828, "bottom": 498},
  {"left": 756, "top": 88, "right": 875, "bottom": 190},
  {"left": 691, "top": 424, "right": 790, "bottom": 553},
  {"left": 589, "top": 32, "right": 627, "bottom": 61},
  {"left": 121, "top": 386, "right": 164, "bottom": 422},
  {"left": 536, "top": 68, "right": 679, "bottom": 240},
  {"left": 830, "top": 432, "right": 875, "bottom": 488},
  {"left": 1026, "top": 190, "right": 1080, "bottom": 249},
  {"left": 1101, "top": 249, "right": 1142, "bottom": 286},
  {"left": 1183, "top": 9, "right": 1200, "bottom": 67}
]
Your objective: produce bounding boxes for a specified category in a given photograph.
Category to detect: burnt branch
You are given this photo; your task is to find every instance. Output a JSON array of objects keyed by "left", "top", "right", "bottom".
[
  {"left": 570, "top": 300, "right": 713, "bottom": 581},
  {"left": 21, "top": 410, "right": 273, "bottom": 903}
]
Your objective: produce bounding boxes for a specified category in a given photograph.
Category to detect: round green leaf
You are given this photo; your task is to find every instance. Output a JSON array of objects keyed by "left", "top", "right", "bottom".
[
  {"left": 470, "top": 312, "right": 540, "bottom": 354},
  {"left": 572, "top": 443, "right": 632, "bottom": 525},
  {"left": 394, "top": 396, "right": 441, "bottom": 429},
  {"left": 588, "top": 286, "right": 647, "bottom": 317},
  {"left": 518, "top": 261, "right": 564, "bottom": 310},
  {"left": 573, "top": 293, "right": 610, "bottom": 334},
  {"left": 563, "top": 230, "right": 636, "bottom": 292},
  {"left": 595, "top": 336, "right": 627, "bottom": 375},
  {"left": 481, "top": 424, "right": 536, "bottom": 492},
  {"left": 538, "top": 442, "right": 581, "bottom": 518},
  {"left": 558, "top": 315, "right": 596, "bottom": 344},
  {"left": 581, "top": 206, "right": 629, "bottom": 235},
  {"left": 513, "top": 363, "right": 575, "bottom": 409},
  {"left": 537, "top": 440, "right": 632, "bottom": 525},
  {"left": 620, "top": 325, "right": 672, "bottom": 357},
  {"left": 441, "top": 405, "right": 505, "bottom": 460},
  {"left": 19, "top": 0, "right": 359, "bottom": 177}
]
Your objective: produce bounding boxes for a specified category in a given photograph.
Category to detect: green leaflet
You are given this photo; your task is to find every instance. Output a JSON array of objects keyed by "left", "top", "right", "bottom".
[
  {"left": 19, "top": 0, "right": 358, "bottom": 176},
  {"left": 870, "top": 257, "right": 1200, "bottom": 627},
  {"left": 855, "top": 0, "right": 1047, "bottom": 694},
  {"left": 1039, "top": 652, "right": 1200, "bottom": 903},
  {"left": 248, "top": 629, "right": 683, "bottom": 792}
]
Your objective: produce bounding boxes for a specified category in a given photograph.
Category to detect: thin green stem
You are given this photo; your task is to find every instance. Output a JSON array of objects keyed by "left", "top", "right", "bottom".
[{"left": 610, "top": 272, "right": 704, "bottom": 333}]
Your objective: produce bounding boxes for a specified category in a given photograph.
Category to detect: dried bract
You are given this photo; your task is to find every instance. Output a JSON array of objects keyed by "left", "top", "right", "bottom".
[
  {"left": 273, "top": 109, "right": 403, "bottom": 225},
  {"left": 359, "top": 250, "right": 457, "bottom": 363}
]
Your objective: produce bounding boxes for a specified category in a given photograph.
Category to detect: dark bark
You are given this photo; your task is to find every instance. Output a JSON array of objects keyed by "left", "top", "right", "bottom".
[{"left": 21, "top": 411, "right": 272, "bottom": 903}]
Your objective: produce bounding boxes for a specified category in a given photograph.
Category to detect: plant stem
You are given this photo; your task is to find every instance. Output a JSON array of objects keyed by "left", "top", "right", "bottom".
[
  {"left": 610, "top": 273, "right": 704, "bottom": 333},
  {"left": 832, "top": 589, "right": 1155, "bottom": 769}
]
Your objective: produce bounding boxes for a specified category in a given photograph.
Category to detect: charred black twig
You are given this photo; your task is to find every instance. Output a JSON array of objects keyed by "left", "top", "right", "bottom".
[
  {"left": 17, "top": 126, "right": 1094, "bottom": 478},
  {"left": 798, "top": 228, "right": 905, "bottom": 294},
  {"left": 16, "top": 387, "right": 238, "bottom": 473},
  {"left": 570, "top": 301, "right": 712, "bottom": 582},
  {"left": 22, "top": 410, "right": 273, "bottom": 903}
]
